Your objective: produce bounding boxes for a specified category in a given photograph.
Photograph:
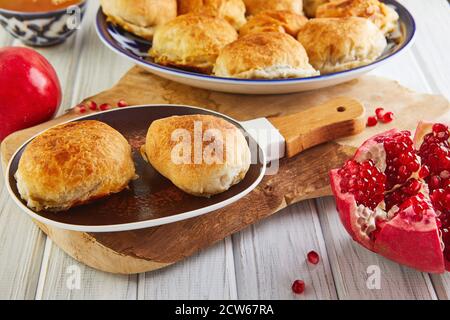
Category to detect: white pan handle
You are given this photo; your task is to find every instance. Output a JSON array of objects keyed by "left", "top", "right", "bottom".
[{"left": 240, "top": 118, "right": 286, "bottom": 163}]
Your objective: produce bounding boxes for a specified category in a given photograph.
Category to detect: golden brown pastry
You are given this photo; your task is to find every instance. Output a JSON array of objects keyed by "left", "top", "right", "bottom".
[
  {"left": 243, "top": 0, "right": 303, "bottom": 15},
  {"left": 177, "top": 0, "right": 247, "bottom": 30},
  {"left": 316, "top": 0, "right": 399, "bottom": 35},
  {"left": 297, "top": 17, "right": 387, "bottom": 74},
  {"left": 214, "top": 32, "right": 318, "bottom": 79},
  {"left": 303, "top": 0, "right": 329, "bottom": 17},
  {"left": 100, "top": 0, "right": 177, "bottom": 40},
  {"left": 149, "top": 14, "right": 238, "bottom": 74},
  {"left": 15, "top": 121, "right": 136, "bottom": 212},
  {"left": 239, "top": 10, "right": 308, "bottom": 37},
  {"left": 141, "top": 115, "right": 251, "bottom": 197}
]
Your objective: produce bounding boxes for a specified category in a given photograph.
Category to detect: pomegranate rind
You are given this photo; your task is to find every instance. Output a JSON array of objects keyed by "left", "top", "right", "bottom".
[
  {"left": 413, "top": 121, "right": 435, "bottom": 150},
  {"left": 414, "top": 120, "right": 450, "bottom": 271},
  {"left": 354, "top": 129, "right": 400, "bottom": 169},
  {"left": 374, "top": 211, "right": 445, "bottom": 273},
  {"left": 329, "top": 169, "right": 374, "bottom": 250}
]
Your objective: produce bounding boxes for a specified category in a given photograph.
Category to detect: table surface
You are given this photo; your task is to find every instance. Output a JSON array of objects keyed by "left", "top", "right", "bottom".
[{"left": 1, "top": 0, "right": 450, "bottom": 300}]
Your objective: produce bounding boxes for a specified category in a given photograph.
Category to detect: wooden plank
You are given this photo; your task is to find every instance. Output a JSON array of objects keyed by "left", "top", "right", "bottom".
[
  {"left": 232, "top": 201, "right": 337, "bottom": 299},
  {"left": 398, "top": 0, "right": 450, "bottom": 300},
  {"left": 317, "top": 197, "right": 437, "bottom": 299},
  {"left": 142, "top": 241, "right": 237, "bottom": 299},
  {"left": 0, "top": 185, "right": 46, "bottom": 299},
  {"left": 38, "top": 244, "right": 137, "bottom": 300},
  {"left": 398, "top": 0, "right": 450, "bottom": 100}
]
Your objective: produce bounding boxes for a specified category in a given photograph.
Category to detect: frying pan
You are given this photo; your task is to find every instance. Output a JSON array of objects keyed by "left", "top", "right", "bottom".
[{"left": 6, "top": 97, "right": 365, "bottom": 232}]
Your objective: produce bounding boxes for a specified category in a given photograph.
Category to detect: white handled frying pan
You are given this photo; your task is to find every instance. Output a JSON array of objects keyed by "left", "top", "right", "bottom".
[{"left": 6, "top": 98, "right": 364, "bottom": 232}]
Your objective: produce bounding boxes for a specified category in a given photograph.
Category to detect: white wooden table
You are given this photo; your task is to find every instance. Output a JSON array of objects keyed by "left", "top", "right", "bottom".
[{"left": 0, "top": 0, "right": 449, "bottom": 300}]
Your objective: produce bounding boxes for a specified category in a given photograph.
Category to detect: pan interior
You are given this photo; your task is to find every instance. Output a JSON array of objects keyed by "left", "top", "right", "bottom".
[{"left": 8, "top": 106, "right": 265, "bottom": 227}]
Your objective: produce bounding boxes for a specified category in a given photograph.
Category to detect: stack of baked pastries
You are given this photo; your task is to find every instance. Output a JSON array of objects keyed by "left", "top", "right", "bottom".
[{"left": 100, "top": 0, "right": 400, "bottom": 77}]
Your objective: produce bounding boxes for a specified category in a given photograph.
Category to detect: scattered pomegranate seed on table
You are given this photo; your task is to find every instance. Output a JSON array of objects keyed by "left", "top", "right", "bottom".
[
  {"left": 367, "top": 116, "right": 378, "bottom": 127},
  {"left": 86, "top": 101, "right": 97, "bottom": 111},
  {"left": 79, "top": 105, "right": 87, "bottom": 113},
  {"left": 307, "top": 251, "right": 320, "bottom": 265},
  {"left": 75, "top": 104, "right": 87, "bottom": 114},
  {"left": 291, "top": 280, "right": 305, "bottom": 294},
  {"left": 99, "top": 103, "right": 111, "bottom": 111},
  {"left": 375, "top": 107, "right": 385, "bottom": 119},
  {"left": 117, "top": 99, "right": 128, "bottom": 108},
  {"left": 381, "top": 111, "right": 395, "bottom": 123}
]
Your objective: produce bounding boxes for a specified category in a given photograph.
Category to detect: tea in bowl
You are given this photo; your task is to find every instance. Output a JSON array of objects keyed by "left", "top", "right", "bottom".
[{"left": 0, "top": 0, "right": 87, "bottom": 47}]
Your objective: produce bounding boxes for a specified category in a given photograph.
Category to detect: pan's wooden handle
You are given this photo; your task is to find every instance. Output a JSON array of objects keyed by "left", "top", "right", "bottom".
[{"left": 268, "top": 97, "right": 366, "bottom": 158}]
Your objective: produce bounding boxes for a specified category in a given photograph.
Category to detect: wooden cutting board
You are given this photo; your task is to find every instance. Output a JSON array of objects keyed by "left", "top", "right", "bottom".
[{"left": 2, "top": 66, "right": 450, "bottom": 274}]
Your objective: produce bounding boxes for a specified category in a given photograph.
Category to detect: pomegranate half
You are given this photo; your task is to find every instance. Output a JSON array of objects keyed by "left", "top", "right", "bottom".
[{"left": 330, "top": 123, "right": 450, "bottom": 273}]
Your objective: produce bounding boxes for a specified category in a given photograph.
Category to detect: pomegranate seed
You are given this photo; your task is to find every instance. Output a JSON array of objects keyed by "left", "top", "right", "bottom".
[
  {"left": 430, "top": 176, "right": 441, "bottom": 190},
  {"left": 375, "top": 107, "right": 385, "bottom": 119},
  {"left": 292, "top": 280, "right": 305, "bottom": 294},
  {"left": 419, "top": 166, "right": 430, "bottom": 179},
  {"left": 117, "top": 99, "right": 128, "bottom": 108},
  {"left": 99, "top": 103, "right": 111, "bottom": 111},
  {"left": 75, "top": 105, "right": 87, "bottom": 114},
  {"left": 433, "top": 123, "right": 448, "bottom": 134},
  {"left": 405, "top": 179, "right": 422, "bottom": 195},
  {"left": 86, "top": 101, "right": 97, "bottom": 111},
  {"left": 307, "top": 251, "right": 320, "bottom": 265},
  {"left": 367, "top": 116, "right": 378, "bottom": 127},
  {"left": 381, "top": 112, "right": 395, "bottom": 123}
]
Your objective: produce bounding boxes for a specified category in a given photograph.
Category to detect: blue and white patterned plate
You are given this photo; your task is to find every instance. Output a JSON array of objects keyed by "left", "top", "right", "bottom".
[{"left": 95, "top": 0, "right": 416, "bottom": 95}]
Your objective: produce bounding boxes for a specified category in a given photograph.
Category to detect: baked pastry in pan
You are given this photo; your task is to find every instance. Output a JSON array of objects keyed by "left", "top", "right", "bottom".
[
  {"left": 100, "top": 0, "right": 177, "bottom": 40},
  {"left": 177, "top": 0, "right": 247, "bottom": 30},
  {"left": 15, "top": 121, "right": 136, "bottom": 212},
  {"left": 141, "top": 115, "right": 251, "bottom": 197},
  {"left": 243, "top": 0, "right": 304, "bottom": 16},
  {"left": 239, "top": 10, "right": 308, "bottom": 37},
  {"left": 316, "top": 0, "right": 399, "bottom": 35},
  {"left": 297, "top": 17, "right": 387, "bottom": 74},
  {"left": 303, "top": 0, "right": 329, "bottom": 17},
  {"left": 214, "top": 32, "right": 319, "bottom": 79},
  {"left": 149, "top": 14, "right": 238, "bottom": 74}
]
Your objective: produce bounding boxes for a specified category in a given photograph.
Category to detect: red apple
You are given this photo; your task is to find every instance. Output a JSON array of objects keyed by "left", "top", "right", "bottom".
[{"left": 0, "top": 47, "right": 62, "bottom": 141}]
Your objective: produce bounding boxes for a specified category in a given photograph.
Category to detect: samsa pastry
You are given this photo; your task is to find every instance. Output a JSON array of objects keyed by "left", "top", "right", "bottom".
[
  {"left": 141, "top": 115, "right": 251, "bottom": 197},
  {"left": 297, "top": 17, "right": 387, "bottom": 74},
  {"left": 316, "top": 0, "right": 399, "bottom": 35},
  {"left": 150, "top": 14, "right": 238, "bottom": 74},
  {"left": 177, "top": 0, "right": 247, "bottom": 30},
  {"left": 214, "top": 32, "right": 318, "bottom": 79},
  {"left": 15, "top": 121, "right": 136, "bottom": 212},
  {"left": 243, "top": 0, "right": 303, "bottom": 16},
  {"left": 100, "top": 0, "right": 177, "bottom": 40},
  {"left": 239, "top": 10, "right": 308, "bottom": 37},
  {"left": 303, "top": 0, "right": 329, "bottom": 17}
]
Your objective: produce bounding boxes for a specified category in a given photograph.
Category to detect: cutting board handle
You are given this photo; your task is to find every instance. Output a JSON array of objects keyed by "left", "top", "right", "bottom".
[{"left": 268, "top": 97, "right": 366, "bottom": 158}]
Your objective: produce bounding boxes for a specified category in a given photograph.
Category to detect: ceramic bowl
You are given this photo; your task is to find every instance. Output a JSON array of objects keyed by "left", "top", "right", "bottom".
[{"left": 0, "top": 0, "right": 87, "bottom": 47}]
